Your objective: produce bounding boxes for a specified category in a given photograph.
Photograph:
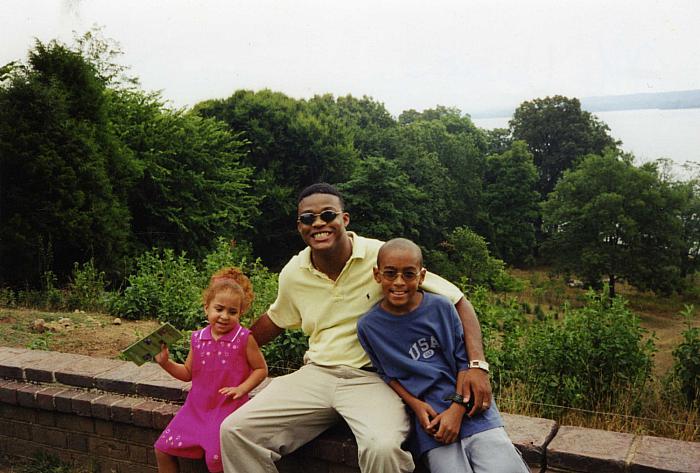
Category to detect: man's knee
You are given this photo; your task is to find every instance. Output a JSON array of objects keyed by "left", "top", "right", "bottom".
[
  {"left": 220, "top": 409, "right": 251, "bottom": 444},
  {"left": 358, "top": 434, "right": 407, "bottom": 461}
]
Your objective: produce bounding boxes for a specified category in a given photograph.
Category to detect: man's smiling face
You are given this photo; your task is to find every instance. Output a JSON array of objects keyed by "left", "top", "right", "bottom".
[{"left": 297, "top": 193, "right": 350, "bottom": 252}]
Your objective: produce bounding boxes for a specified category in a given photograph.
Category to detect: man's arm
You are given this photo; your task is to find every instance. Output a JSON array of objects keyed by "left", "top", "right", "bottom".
[
  {"left": 250, "top": 313, "right": 285, "bottom": 347},
  {"left": 454, "top": 297, "right": 492, "bottom": 416}
]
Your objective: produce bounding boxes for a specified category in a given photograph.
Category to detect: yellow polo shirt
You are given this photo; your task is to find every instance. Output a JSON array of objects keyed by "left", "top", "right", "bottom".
[{"left": 267, "top": 232, "right": 464, "bottom": 367}]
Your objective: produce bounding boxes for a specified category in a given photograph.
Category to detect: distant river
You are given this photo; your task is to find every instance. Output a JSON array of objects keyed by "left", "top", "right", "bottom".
[{"left": 473, "top": 108, "right": 700, "bottom": 172}]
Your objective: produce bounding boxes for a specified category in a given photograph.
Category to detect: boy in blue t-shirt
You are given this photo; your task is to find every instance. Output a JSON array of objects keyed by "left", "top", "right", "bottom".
[{"left": 357, "top": 238, "right": 528, "bottom": 473}]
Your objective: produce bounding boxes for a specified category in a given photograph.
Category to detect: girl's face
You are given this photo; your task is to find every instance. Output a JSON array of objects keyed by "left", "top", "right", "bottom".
[{"left": 205, "top": 290, "right": 243, "bottom": 339}]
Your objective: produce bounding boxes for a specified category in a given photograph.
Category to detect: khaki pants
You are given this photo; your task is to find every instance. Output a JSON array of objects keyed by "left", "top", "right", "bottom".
[{"left": 220, "top": 363, "right": 414, "bottom": 473}]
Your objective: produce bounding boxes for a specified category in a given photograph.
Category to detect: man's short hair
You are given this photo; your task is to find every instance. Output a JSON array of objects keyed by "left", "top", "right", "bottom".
[{"left": 297, "top": 182, "right": 345, "bottom": 209}]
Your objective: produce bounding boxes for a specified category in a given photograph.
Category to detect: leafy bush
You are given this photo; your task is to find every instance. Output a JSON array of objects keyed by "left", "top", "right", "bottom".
[
  {"left": 262, "top": 329, "right": 309, "bottom": 375},
  {"left": 426, "top": 226, "right": 515, "bottom": 291},
  {"left": 66, "top": 260, "right": 107, "bottom": 311},
  {"left": 513, "top": 288, "right": 655, "bottom": 411},
  {"left": 107, "top": 248, "right": 202, "bottom": 329},
  {"left": 673, "top": 305, "right": 700, "bottom": 406}
]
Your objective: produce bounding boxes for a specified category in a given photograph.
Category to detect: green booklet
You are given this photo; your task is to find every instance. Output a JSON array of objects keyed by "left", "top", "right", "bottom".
[{"left": 121, "top": 322, "right": 183, "bottom": 366}]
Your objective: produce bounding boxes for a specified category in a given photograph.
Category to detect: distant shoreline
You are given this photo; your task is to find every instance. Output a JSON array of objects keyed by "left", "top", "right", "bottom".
[{"left": 470, "top": 89, "right": 700, "bottom": 120}]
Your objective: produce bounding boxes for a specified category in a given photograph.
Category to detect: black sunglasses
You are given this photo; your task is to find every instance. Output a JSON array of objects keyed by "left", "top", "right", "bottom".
[
  {"left": 378, "top": 269, "right": 421, "bottom": 281},
  {"left": 297, "top": 210, "right": 342, "bottom": 226}
]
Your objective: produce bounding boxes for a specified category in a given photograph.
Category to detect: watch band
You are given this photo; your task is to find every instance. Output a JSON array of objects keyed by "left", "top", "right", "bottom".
[
  {"left": 469, "top": 359, "right": 490, "bottom": 373},
  {"left": 443, "top": 392, "right": 474, "bottom": 410}
]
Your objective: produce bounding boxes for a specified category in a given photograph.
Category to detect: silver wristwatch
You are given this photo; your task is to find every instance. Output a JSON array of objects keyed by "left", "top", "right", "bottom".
[{"left": 469, "top": 359, "right": 489, "bottom": 373}]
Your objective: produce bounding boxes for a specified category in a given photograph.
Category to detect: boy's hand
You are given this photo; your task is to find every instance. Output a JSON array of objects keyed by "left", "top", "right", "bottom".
[
  {"left": 408, "top": 399, "right": 439, "bottom": 435},
  {"left": 463, "top": 369, "right": 492, "bottom": 417},
  {"left": 219, "top": 386, "right": 247, "bottom": 400},
  {"left": 154, "top": 343, "right": 169, "bottom": 366},
  {"left": 428, "top": 403, "right": 466, "bottom": 444}
]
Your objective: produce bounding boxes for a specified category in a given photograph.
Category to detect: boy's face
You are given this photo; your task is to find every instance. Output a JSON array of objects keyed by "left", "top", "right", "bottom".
[
  {"left": 373, "top": 248, "right": 426, "bottom": 314},
  {"left": 297, "top": 193, "right": 350, "bottom": 253}
]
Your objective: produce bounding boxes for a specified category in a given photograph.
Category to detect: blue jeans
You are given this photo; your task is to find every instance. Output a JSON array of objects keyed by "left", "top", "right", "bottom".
[{"left": 424, "top": 427, "right": 529, "bottom": 473}]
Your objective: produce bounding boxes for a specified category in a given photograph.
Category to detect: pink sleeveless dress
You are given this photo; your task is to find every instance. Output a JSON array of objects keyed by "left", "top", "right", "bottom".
[{"left": 155, "top": 324, "right": 251, "bottom": 472}]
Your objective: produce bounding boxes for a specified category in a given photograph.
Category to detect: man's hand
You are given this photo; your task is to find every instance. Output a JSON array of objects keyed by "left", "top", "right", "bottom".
[
  {"left": 428, "top": 403, "right": 466, "bottom": 444},
  {"left": 463, "top": 368, "right": 492, "bottom": 417}
]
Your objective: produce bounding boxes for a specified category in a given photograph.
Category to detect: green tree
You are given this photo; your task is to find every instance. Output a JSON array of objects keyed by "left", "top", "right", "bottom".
[
  {"left": 483, "top": 141, "right": 539, "bottom": 265},
  {"left": 394, "top": 107, "right": 490, "bottom": 236},
  {"left": 510, "top": 96, "right": 619, "bottom": 197},
  {"left": 338, "top": 156, "right": 424, "bottom": 241},
  {"left": 426, "top": 226, "right": 506, "bottom": 288},
  {"left": 542, "top": 151, "right": 684, "bottom": 297},
  {"left": 107, "top": 89, "right": 258, "bottom": 259},
  {"left": 194, "top": 90, "right": 359, "bottom": 268},
  {"left": 0, "top": 40, "right": 137, "bottom": 285}
]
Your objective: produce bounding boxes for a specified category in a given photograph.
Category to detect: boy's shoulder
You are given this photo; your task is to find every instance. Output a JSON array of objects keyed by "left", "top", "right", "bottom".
[{"left": 357, "top": 302, "right": 385, "bottom": 330}]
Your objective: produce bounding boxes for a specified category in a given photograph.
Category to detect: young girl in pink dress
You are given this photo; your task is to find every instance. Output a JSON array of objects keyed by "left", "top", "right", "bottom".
[{"left": 153, "top": 267, "right": 268, "bottom": 473}]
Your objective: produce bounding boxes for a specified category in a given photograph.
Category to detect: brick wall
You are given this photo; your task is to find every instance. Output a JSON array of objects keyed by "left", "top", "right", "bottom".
[{"left": 0, "top": 347, "right": 698, "bottom": 472}]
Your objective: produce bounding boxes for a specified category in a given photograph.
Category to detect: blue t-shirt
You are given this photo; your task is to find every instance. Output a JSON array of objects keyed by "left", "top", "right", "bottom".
[{"left": 357, "top": 292, "right": 503, "bottom": 457}]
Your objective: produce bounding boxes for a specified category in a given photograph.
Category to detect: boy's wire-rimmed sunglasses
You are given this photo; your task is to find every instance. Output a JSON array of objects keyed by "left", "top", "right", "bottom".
[
  {"left": 378, "top": 269, "right": 421, "bottom": 281},
  {"left": 297, "top": 210, "right": 343, "bottom": 226}
]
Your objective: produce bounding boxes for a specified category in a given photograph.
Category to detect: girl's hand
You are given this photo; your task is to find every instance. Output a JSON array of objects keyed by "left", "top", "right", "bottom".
[
  {"left": 154, "top": 343, "right": 169, "bottom": 366},
  {"left": 428, "top": 403, "right": 466, "bottom": 444},
  {"left": 408, "top": 399, "right": 439, "bottom": 435},
  {"left": 219, "top": 386, "right": 247, "bottom": 400}
]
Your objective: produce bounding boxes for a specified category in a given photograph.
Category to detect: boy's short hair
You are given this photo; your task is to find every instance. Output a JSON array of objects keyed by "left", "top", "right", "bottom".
[
  {"left": 377, "top": 238, "right": 423, "bottom": 267},
  {"left": 297, "top": 182, "right": 345, "bottom": 209}
]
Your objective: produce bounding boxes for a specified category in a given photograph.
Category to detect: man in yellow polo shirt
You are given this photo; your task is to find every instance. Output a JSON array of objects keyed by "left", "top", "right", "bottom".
[{"left": 220, "top": 183, "right": 492, "bottom": 473}]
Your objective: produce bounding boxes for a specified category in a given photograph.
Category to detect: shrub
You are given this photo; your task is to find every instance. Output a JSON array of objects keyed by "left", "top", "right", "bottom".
[
  {"left": 66, "top": 260, "right": 107, "bottom": 311},
  {"left": 262, "top": 329, "right": 309, "bottom": 375},
  {"left": 513, "top": 287, "right": 655, "bottom": 411},
  {"left": 107, "top": 248, "right": 202, "bottom": 329},
  {"left": 673, "top": 305, "right": 700, "bottom": 406}
]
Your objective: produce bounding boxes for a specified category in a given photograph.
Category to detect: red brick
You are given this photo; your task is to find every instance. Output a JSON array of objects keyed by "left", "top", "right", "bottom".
[
  {"left": 55, "top": 411, "right": 94, "bottom": 433},
  {"left": 132, "top": 400, "right": 165, "bottom": 428},
  {"left": 111, "top": 396, "right": 142, "bottom": 424},
  {"left": 25, "top": 352, "right": 86, "bottom": 383},
  {"left": 67, "top": 431, "right": 89, "bottom": 452},
  {"left": 0, "top": 403, "right": 36, "bottom": 423},
  {"left": 0, "top": 349, "right": 55, "bottom": 380},
  {"left": 71, "top": 390, "right": 104, "bottom": 417},
  {"left": 135, "top": 365, "right": 189, "bottom": 401},
  {"left": 94, "top": 362, "right": 144, "bottom": 395},
  {"left": 0, "top": 379, "right": 23, "bottom": 405},
  {"left": 16, "top": 383, "right": 43, "bottom": 408},
  {"left": 30, "top": 424, "right": 67, "bottom": 448},
  {"left": 11, "top": 420, "right": 32, "bottom": 440},
  {"left": 54, "top": 355, "right": 124, "bottom": 388},
  {"left": 113, "top": 422, "right": 160, "bottom": 445},
  {"left": 88, "top": 435, "right": 129, "bottom": 460},
  {"left": 128, "top": 443, "right": 150, "bottom": 463},
  {"left": 92, "top": 393, "right": 127, "bottom": 420},
  {"left": 35, "top": 385, "right": 70, "bottom": 410},
  {"left": 35, "top": 409, "right": 57, "bottom": 427},
  {"left": 53, "top": 387, "right": 83, "bottom": 413},
  {"left": 152, "top": 402, "right": 180, "bottom": 430},
  {"left": 95, "top": 418, "right": 114, "bottom": 437}
]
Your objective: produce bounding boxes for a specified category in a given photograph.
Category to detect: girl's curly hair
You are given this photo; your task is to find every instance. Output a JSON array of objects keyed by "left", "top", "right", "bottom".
[{"left": 203, "top": 267, "right": 255, "bottom": 314}]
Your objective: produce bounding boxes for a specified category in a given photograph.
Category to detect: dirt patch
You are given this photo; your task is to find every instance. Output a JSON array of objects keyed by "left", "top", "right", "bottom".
[{"left": 0, "top": 308, "right": 160, "bottom": 359}]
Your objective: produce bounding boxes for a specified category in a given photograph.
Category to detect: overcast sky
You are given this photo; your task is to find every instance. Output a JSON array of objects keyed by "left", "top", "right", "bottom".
[{"left": 3, "top": 0, "right": 699, "bottom": 116}]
